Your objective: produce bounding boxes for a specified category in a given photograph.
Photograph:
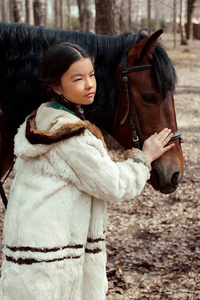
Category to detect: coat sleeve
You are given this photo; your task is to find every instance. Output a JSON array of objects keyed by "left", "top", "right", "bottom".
[{"left": 55, "top": 130, "right": 151, "bottom": 203}]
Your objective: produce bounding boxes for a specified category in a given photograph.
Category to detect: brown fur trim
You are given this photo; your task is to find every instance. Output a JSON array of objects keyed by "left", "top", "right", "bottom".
[
  {"left": 26, "top": 109, "right": 107, "bottom": 148},
  {"left": 124, "top": 148, "right": 151, "bottom": 171},
  {"left": 84, "top": 120, "right": 107, "bottom": 150},
  {"left": 26, "top": 110, "right": 87, "bottom": 145}
]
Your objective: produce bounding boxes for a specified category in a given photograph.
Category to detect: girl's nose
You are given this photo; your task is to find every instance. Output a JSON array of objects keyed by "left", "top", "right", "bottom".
[{"left": 85, "top": 78, "right": 94, "bottom": 89}]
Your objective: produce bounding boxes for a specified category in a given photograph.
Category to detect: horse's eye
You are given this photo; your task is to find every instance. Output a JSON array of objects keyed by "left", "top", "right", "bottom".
[{"left": 142, "top": 95, "right": 157, "bottom": 104}]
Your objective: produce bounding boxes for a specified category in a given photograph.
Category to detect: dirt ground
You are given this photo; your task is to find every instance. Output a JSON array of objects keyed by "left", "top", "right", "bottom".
[{"left": 0, "top": 33, "right": 200, "bottom": 299}]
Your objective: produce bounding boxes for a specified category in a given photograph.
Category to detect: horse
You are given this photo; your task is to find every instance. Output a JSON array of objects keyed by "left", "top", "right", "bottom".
[{"left": 0, "top": 23, "right": 184, "bottom": 208}]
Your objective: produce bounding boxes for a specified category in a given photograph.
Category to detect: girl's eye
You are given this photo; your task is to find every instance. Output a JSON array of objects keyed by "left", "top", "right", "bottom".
[
  {"left": 74, "top": 78, "right": 82, "bottom": 82},
  {"left": 90, "top": 73, "right": 95, "bottom": 77},
  {"left": 142, "top": 95, "right": 157, "bottom": 104}
]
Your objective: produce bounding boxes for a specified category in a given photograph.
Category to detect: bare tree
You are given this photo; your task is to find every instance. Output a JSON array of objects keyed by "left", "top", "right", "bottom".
[
  {"left": 60, "top": 0, "right": 65, "bottom": 29},
  {"left": 33, "top": 0, "right": 46, "bottom": 26},
  {"left": 128, "top": 0, "right": 132, "bottom": 32},
  {"left": 77, "top": 0, "right": 92, "bottom": 32},
  {"left": 1, "top": 0, "right": 10, "bottom": 21},
  {"left": 173, "top": 0, "right": 176, "bottom": 48},
  {"left": 67, "top": 0, "right": 72, "bottom": 30},
  {"left": 95, "top": 0, "right": 120, "bottom": 35},
  {"left": 54, "top": 0, "right": 66, "bottom": 29},
  {"left": 26, "top": 0, "right": 34, "bottom": 24},
  {"left": 186, "top": 0, "right": 196, "bottom": 39},
  {"left": 147, "top": 0, "right": 151, "bottom": 34},
  {"left": 13, "top": 0, "right": 23, "bottom": 22},
  {"left": 180, "top": 0, "right": 187, "bottom": 44},
  {"left": 136, "top": 0, "right": 142, "bottom": 31},
  {"left": 54, "top": 0, "right": 61, "bottom": 28},
  {"left": 119, "top": 0, "right": 126, "bottom": 33}
]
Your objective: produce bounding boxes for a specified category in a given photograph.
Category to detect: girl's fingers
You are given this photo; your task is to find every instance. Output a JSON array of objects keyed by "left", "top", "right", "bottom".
[
  {"left": 163, "top": 143, "right": 175, "bottom": 152},
  {"left": 146, "top": 129, "right": 174, "bottom": 146},
  {"left": 161, "top": 132, "right": 173, "bottom": 145},
  {"left": 157, "top": 128, "right": 171, "bottom": 140},
  {"left": 148, "top": 132, "right": 157, "bottom": 141},
  {"left": 157, "top": 129, "right": 173, "bottom": 145}
]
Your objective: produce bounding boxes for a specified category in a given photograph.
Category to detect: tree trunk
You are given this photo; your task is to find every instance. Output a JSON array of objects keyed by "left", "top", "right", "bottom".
[
  {"left": 77, "top": 0, "right": 92, "bottom": 32},
  {"left": 60, "top": 0, "right": 66, "bottom": 29},
  {"left": 173, "top": 0, "right": 176, "bottom": 48},
  {"left": 128, "top": 0, "right": 132, "bottom": 32},
  {"left": 2, "top": 0, "right": 10, "bottom": 21},
  {"left": 66, "top": 0, "right": 72, "bottom": 30},
  {"left": 13, "top": 0, "right": 23, "bottom": 22},
  {"left": 33, "top": 0, "right": 46, "bottom": 26},
  {"left": 136, "top": 0, "right": 142, "bottom": 31},
  {"left": 26, "top": 0, "right": 34, "bottom": 24},
  {"left": 54, "top": 0, "right": 61, "bottom": 28},
  {"left": 180, "top": 0, "right": 187, "bottom": 45},
  {"left": 154, "top": 0, "right": 159, "bottom": 30},
  {"left": 119, "top": 0, "right": 125, "bottom": 33},
  {"left": 186, "top": 0, "right": 195, "bottom": 39},
  {"left": 95, "top": 0, "right": 120, "bottom": 35},
  {"left": 147, "top": 0, "right": 151, "bottom": 34}
]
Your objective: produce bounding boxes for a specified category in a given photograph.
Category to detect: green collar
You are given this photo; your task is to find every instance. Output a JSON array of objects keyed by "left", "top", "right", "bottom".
[{"left": 50, "top": 100, "right": 77, "bottom": 117}]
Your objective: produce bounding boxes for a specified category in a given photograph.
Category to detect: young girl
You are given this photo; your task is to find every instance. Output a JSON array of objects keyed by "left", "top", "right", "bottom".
[{"left": 0, "top": 43, "right": 174, "bottom": 300}]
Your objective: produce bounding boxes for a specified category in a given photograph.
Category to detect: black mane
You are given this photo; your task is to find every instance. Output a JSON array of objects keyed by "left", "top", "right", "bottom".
[{"left": 0, "top": 23, "right": 176, "bottom": 136}]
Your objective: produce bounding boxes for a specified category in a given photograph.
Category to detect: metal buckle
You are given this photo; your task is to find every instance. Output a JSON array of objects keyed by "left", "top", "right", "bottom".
[{"left": 132, "top": 135, "right": 139, "bottom": 143}]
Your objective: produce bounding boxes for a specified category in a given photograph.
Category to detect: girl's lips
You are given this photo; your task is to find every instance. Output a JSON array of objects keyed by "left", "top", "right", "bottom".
[{"left": 85, "top": 92, "right": 94, "bottom": 98}]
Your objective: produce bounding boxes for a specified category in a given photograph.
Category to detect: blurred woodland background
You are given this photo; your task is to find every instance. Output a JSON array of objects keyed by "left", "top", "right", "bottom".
[
  {"left": 1, "top": 1, "right": 200, "bottom": 298},
  {"left": 0, "top": 0, "right": 200, "bottom": 46}
]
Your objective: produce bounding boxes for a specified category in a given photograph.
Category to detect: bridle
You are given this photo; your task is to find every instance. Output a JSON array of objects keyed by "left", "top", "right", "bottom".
[{"left": 113, "top": 35, "right": 184, "bottom": 150}]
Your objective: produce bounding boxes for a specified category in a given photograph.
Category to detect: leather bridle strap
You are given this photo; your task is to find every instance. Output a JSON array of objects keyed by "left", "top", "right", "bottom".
[
  {"left": 120, "top": 62, "right": 154, "bottom": 149},
  {"left": 170, "top": 130, "right": 184, "bottom": 144},
  {"left": 120, "top": 64, "right": 152, "bottom": 74}
]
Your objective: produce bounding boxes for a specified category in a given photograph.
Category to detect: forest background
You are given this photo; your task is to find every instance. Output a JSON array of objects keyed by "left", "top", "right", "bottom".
[{"left": 0, "top": 0, "right": 200, "bottom": 45}]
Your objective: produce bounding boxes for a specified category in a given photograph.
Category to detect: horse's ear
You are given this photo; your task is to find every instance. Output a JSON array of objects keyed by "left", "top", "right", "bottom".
[{"left": 129, "top": 29, "right": 163, "bottom": 62}]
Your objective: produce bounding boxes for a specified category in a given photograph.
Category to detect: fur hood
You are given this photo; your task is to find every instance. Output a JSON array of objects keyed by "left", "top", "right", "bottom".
[{"left": 14, "top": 102, "right": 106, "bottom": 159}]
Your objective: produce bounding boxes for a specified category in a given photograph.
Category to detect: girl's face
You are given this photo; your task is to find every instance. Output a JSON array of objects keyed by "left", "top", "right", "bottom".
[{"left": 53, "top": 58, "right": 96, "bottom": 108}]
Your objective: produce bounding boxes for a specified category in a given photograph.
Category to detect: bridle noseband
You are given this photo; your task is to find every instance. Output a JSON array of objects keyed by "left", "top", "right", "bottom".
[{"left": 114, "top": 35, "right": 183, "bottom": 150}]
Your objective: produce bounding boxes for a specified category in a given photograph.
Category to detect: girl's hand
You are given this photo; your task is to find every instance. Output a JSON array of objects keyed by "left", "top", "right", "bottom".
[{"left": 142, "top": 128, "right": 175, "bottom": 163}]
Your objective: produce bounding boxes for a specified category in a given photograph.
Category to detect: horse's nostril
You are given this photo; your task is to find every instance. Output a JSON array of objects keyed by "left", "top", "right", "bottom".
[{"left": 171, "top": 171, "right": 180, "bottom": 186}]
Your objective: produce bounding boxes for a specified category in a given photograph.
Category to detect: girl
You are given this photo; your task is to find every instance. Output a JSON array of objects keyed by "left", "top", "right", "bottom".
[{"left": 0, "top": 43, "right": 174, "bottom": 300}]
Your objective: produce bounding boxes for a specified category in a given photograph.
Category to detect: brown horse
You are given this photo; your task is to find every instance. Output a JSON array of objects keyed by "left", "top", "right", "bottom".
[
  {"left": 0, "top": 23, "right": 184, "bottom": 207},
  {"left": 113, "top": 30, "right": 184, "bottom": 193}
]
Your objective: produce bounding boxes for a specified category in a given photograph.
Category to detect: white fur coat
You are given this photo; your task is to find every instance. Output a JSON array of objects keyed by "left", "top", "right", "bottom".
[{"left": 0, "top": 102, "right": 151, "bottom": 300}]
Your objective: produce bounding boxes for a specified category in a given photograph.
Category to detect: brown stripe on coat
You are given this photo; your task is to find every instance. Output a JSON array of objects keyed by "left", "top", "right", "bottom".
[
  {"left": 6, "top": 255, "right": 81, "bottom": 265},
  {"left": 6, "top": 244, "right": 83, "bottom": 253},
  {"left": 85, "top": 248, "right": 102, "bottom": 254},
  {"left": 87, "top": 237, "right": 105, "bottom": 243}
]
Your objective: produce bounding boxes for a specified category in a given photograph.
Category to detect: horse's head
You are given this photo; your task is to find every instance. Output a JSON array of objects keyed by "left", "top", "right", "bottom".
[{"left": 114, "top": 30, "right": 184, "bottom": 194}]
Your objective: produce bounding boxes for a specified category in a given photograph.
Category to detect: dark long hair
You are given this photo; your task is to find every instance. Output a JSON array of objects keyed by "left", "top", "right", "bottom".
[{"left": 41, "top": 42, "right": 94, "bottom": 119}]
